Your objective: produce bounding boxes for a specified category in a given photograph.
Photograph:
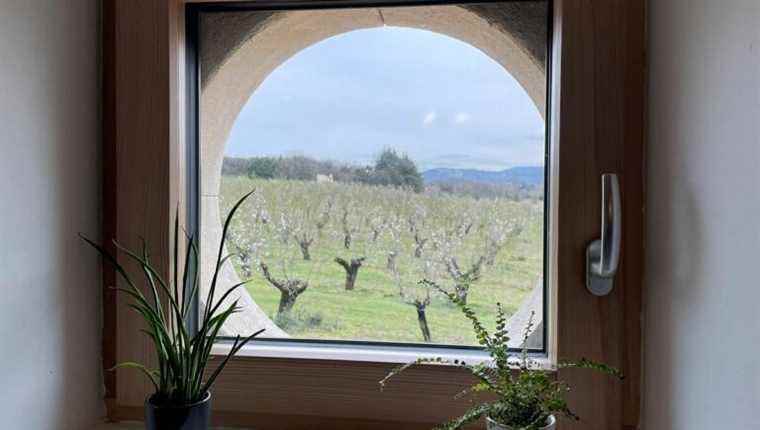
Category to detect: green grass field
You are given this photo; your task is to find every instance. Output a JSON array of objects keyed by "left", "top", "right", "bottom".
[{"left": 219, "top": 176, "right": 544, "bottom": 346}]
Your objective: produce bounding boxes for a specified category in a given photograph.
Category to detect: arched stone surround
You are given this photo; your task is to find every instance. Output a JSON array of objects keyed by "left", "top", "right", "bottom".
[{"left": 199, "top": 5, "right": 547, "bottom": 339}]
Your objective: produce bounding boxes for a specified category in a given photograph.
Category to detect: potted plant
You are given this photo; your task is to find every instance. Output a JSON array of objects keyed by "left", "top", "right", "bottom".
[
  {"left": 82, "top": 191, "right": 263, "bottom": 430},
  {"left": 380, "top": 281, "right": 623, "bottom": 430}
]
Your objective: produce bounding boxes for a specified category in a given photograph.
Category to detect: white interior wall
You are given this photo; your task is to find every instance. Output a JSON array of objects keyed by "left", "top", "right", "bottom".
[
  {"left": 644, "top": 0, "right": 760, "bottom": 428},
  {"left": 0, "top": 0, "right": 102, "bottom": 428},
  {"left": 3, "top": 0, "right": 760, "bottom": 428}
]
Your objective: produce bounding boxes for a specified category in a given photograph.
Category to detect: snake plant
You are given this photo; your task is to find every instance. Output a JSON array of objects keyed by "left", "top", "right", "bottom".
[{"left": 81, "top": 190, "right": 263, "bottom": 405}]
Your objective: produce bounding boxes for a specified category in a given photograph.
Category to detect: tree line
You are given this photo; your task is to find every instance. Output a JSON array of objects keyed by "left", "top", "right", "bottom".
[{"left": 222, "top": 149, "right": 424, "bottom": 192}]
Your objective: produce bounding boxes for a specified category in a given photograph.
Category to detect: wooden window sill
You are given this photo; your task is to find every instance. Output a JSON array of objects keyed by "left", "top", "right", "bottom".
[{"left": 95, "top": 423, "right": 249, "bottom": 430}]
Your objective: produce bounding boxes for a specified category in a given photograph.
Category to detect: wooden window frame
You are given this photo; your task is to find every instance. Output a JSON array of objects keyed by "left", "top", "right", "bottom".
[
  {"left": 102, "top": 0, "right": 644, "bottom": 428},
  {"left": 192, "top": 0, "right": 552, "bottom": 363}
]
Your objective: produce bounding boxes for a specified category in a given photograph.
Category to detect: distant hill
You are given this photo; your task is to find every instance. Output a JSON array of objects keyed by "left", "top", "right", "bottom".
[{"left": 422, "top": 166, "right": 544, "bottom": 186}]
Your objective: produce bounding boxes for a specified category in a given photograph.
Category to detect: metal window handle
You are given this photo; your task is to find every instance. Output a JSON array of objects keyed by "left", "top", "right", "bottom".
[{"left": 586, "top": 173, "right": 621, "bottom": 296}]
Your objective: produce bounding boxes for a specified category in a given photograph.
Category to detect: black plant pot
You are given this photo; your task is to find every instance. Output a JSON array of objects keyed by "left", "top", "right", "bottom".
[{"left": 145, "top": 392, "right": 212, "bottom": 430}]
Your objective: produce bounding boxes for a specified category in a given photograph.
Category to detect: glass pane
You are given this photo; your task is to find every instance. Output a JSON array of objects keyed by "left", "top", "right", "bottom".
[{"left": 198, "top": 1, "right": 548, "bottom": 349}]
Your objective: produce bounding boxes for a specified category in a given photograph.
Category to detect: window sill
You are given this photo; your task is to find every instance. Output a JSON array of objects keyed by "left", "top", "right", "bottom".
[
  {"left": 211, "top": 339, "right": 553, "bottom": 370},
  {"left": 212, "top": 339, "right": 488, "bottom": 364},
  {"left": 95, "top": 423, "right": 248, "bottom": 430}
]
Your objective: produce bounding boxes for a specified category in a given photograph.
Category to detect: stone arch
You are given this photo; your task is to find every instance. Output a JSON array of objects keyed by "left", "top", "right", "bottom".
[{"left": 199, "top": 5, "right": 547, "bottom": 337}]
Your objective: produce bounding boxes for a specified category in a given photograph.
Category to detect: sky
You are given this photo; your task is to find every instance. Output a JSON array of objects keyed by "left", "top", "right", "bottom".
[{"left": 225, "top": 26, "right": 545, "bottom": 172}]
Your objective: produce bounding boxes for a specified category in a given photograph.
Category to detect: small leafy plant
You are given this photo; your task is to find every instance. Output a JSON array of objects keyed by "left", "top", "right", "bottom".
[
  {"left": 380, "top": 280, "right": 623, "bottom": 430},
  {"left": 81, "top": 191, "right": 263, "bottom": 406}
]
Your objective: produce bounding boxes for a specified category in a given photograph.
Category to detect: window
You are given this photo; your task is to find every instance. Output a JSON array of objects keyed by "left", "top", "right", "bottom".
[
  {"left": 105, "top": 0, "right": 644, "bottom": 426},
  {"left": 196, "top": 1, "right": 549, "bottom": 353}
]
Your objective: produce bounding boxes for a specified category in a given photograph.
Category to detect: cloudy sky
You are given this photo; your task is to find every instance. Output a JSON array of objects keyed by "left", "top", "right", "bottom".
[{"left": 225, "top": 26, "right": 545, "bottom": 172}]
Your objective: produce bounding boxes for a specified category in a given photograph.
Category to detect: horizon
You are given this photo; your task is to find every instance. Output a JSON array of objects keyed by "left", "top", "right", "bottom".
[{"left": 224, "top": 153, "right": 543, "bottom": 173}]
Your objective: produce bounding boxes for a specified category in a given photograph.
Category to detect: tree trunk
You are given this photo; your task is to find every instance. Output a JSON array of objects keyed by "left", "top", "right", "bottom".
[
  {"left": 316, "top": 213, "right": 330, "bottom": 240},
  {"left": 278, "top": 290, "right": 298, "bottom": 314},
  {"left": 484, "top": 241, "right": 502, "bottom": 267},
  {"left": 298, "top": 239, "right": 312, "bottom": 260},
  {"left": 335, "top": 257, "right": 365, "bottom": 291},
  {"left": 413, "top": 234, "right": 427, "bottom": 258},
  {"left": 345, "top": 268, "right": 358, "bottom": 291},
  {"left": 341, "top": 209, "right": 352, "bottom": 249},
  {"left": 444, "top": 256, "right": 485, "bottom": 305},
  {"left": 260, "top": 263, "right": 308, "bottom": 316},
  {"left": 454, "top": 284, "right": 469, "bottom": 305},
  {"left": 386, "top": 251, "right": 397, "bottom": 271},
  {"left": 343, "top": 232, "right": 352, "bottom": 249},
  {"left": 416, "top": 303, "right": 432, "bottom": 342}
]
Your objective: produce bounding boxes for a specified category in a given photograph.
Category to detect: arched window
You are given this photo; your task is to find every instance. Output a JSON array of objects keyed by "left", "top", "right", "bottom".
[{"left": 198, "top": 5, "right": 549, "bottom": 352}]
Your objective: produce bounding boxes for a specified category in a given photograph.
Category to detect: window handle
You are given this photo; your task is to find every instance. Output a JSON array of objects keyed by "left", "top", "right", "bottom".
[{"left": 586, "top": 173, "right": 621, "bottom": 296}]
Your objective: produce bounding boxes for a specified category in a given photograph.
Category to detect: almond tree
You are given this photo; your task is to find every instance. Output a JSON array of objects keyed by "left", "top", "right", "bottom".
[
  {"left": 422, "top": 196, "right": 529, "bottom": 305},
  {"left": 254, "top": 234, "right": 313, "bottom": 319},
  {"left": 273, "top": 212, "right": 292, "bottom": 245},
  {"left": 483, "top": 217, "right": 523, "bottom": 266},
  {"left": 442, "top": 255, "right": 486, "bottom": 305},
  {"left": 403, "top": 289, "right": 432, "bottom": 342},
  {"left": 339, "top": 205, "right": 358, "bottom": 250},
  {"left": 290, "top": 205, "right": 316, "bottom": 261},
  {"left": 314, "top": 195, "right": 334, "bottom": 239},
  {"left": 259, "top": 262, "right": 308, "bottom": 315},
  {"left": 226, "top": 192, "right": 268, "bottom": 278},
  {"left": 255, "top": 240, "right": 313, "bottom": 318},
  {"left": 273, "top": 181, "right": 322, "bottom": 261},
  {"left": 334, "top": 256, "right": 366, "bottom": 291},
  {"left": 427, "top": 201, "right": 490, "bottom": 305},
  {"left": 384, "top": 213, "right": 406, "bottom": 272},
  {"left": 365, "top": 207, "right": 388, "bottom": 243},
  {"left": 333, "top": 190, "right": 370, "bottom": 291},
  {"left": 407, "top": 202, "right": 429, "bottom": 258},
  {"left": 225, "top": 186, "right": 313, "bottom": 318},
  {"left": 227, "top": 228, "right": 261, "bottom": 279},
  {"left": 389, "top": 241, "right": 436, "bottom": 342}
]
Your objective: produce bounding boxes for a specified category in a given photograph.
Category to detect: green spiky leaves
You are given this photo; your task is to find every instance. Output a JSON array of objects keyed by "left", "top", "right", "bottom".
[{"left": 81, "top": 191, "right": 264, "bottom": 406}]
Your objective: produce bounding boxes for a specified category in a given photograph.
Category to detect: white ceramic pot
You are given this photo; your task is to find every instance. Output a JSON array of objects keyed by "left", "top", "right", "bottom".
[{"left": 486, "top": 415, "right": 556, "bottom": 430}]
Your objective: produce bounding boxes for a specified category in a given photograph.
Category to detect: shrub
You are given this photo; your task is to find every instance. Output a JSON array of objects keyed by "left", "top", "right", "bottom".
[{"left": 273, "top": 309, "right": 337, "bottom": 331}]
